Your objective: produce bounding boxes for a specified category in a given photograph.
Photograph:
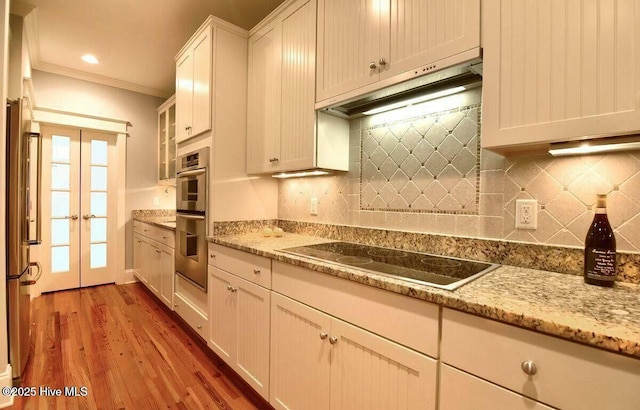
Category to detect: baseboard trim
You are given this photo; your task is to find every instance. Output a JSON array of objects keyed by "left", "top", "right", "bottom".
[
  {"left": 123, "top": 268, "right": 136, "bottom": 284},
  {"left": 0, "top": 364, "right": 14, "bottom": 408}
]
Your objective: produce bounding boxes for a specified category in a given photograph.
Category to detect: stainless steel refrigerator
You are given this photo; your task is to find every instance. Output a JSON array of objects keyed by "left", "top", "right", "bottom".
[{"left": 6, "top": 99, "right": 41, "bottom": 384}]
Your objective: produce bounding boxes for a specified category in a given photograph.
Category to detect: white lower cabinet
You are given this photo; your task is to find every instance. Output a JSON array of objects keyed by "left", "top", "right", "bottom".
[
  {"left": 208, "top": 263, "right": 271, "bottom": 399},
  {"left": 270, "top": 292, "right": 437, "bottom": 410},
  {"left": 441, "top": 308, "right": 640, "bottom": 410},
  {"left": 132, "top": 222, "right": 175, "bottom": 310},
  {"left": 439, "top": 364, "right": 553, "bottom": 410}
]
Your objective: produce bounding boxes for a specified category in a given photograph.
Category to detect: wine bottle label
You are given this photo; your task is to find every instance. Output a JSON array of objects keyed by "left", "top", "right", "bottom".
[{"left": 585, "top": 248, "right": 617, "bottom": 280}]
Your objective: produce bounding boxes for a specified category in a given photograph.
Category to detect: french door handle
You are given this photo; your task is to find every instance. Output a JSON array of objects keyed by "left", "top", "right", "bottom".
[
  {"left": 65, "top": 215, "right": 79, "bottom": 220},
  {"left": 83, "top": 214, "right": 96, "bottom": 220}
]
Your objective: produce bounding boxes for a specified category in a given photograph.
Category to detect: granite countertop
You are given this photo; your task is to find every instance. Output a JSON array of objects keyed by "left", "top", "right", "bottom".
[
  {"left": 133, "top": 215, "right": 176, "bottom": 231},
  {"left": 208, "top": 232, "right": 640, "bottom": 359}
]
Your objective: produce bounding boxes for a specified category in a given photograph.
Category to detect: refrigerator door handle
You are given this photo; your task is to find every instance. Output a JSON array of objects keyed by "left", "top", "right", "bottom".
[
  {"left": 21, "top": 262, "right": 42, "bottom": 286},
  {"left": 27, "top": 132, "right": 42, "bottom": 245}
]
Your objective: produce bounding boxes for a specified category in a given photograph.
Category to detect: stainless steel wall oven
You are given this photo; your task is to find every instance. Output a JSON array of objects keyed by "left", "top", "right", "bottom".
[{"left": 175, "top": 148, "right": 209, "bottom": 291}]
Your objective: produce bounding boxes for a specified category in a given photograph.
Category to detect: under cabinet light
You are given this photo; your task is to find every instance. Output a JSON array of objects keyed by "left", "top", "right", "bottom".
[
  {"left": 548, "top": 136, "right": 640, "bottom": 156},
  {"left": 272, "top": 170, "right": 330, "bottom": 179},
  {"left": 362, "top": 86, "right": 466, "bottom": 116}
]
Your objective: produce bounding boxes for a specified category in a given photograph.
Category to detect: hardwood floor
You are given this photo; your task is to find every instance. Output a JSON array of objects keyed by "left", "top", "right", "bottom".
[{"left": 14, "top": 283, "right": 269, "bottom": 409}]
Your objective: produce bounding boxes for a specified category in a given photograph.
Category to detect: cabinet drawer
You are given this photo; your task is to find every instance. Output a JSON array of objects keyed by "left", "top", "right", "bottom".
[
  {"left": 272, "top": 261, "right": 439, "bottom": 358},
  {"left": 209, "top": 244, "right": 271, "bottom": 289},
  {"left": 441, "top": 308, "right": 640, "bottom": 410},
  {"left": 133, "top": 221, "right": 151, "bottom": 235},
  {"left": 174, "top": 293, "right": 208, "bottom": 340},
  {"left": 149, "top": 226, "right": 175, "bottom": 248},
  {"left": 440, "top": 364, "right": 553, "bottom": 410}
]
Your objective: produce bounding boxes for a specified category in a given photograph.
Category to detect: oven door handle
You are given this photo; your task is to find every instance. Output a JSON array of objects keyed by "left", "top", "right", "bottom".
[
  {"left": 176, "top": 214, "right": 206, "bottom": 221},
  {"left": 176, "top": 168, "right": 206, "bottom": 178}
]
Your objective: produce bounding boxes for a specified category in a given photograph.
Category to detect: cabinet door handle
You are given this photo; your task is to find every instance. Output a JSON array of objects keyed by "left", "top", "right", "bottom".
[
  {"left": 329, "top": 336, "right": 338, "bottom": 345},
  {"left": 369, "top": 61, "right": 377, "bottom": 70},
  {"left": 379, "top": 57, "right": 387, "bottom": 66},
  {"left": 521, "top": 360, "right": 537, "bottom": 376},
  {"left": 319, "top": 332, "right": 328, "bottom": 340},
  {"left": 253, "top": 268, "right": 261, "bottom": 275},
  {"left": 226, "top": 285, "right": 232, "bottom": 291},
  {"left": 210, "top": 253, "right": 216, "bottom": 258},
  {"left": 162, "top": 236, "right": 168, "bottom": 240},
  {"left": 197, "top": 325, "right": 203, "bottom": 330},
  {"left": 174, "top": 303, "right": 179, "bottom": 308},
  {"left": 269, "top": 157, "right": 279, "bottom": 163},
  {"left": 155, "top": 250, "right": 161, "bottom": 254},
  {"left": 185, "top": 125, "right": 192, "bottom": 131},
  {"left": 231, "top": 287, "right": 238, "bottom": 293}
]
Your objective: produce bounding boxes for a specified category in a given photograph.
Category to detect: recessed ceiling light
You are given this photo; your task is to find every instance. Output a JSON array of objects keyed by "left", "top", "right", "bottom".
[{"left": 81, "top": 54, "right": 100, "bottom": 64}]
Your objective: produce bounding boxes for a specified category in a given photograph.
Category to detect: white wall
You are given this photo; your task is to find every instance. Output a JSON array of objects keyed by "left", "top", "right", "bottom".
[
  {"left": 30, "top": 70, "right": 172, "bottom": 269},
  {"left": 0, "top": 0, "right": 12, "bottom": 402}
]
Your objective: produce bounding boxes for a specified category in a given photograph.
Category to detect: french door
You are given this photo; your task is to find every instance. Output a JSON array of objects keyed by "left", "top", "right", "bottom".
[{"left": 39, "top": 125, "right": 117, "bottom": 293}]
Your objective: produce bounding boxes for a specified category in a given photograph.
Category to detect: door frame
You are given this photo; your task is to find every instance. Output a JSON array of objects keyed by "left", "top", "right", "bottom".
[{"left": 27, "top": 107, "right": 129, "bottom": 297}]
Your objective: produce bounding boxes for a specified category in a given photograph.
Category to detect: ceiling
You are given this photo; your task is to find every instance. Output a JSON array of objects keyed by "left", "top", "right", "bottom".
[{"left": 12, "top": 0, "right": 286, "bottom": 98}]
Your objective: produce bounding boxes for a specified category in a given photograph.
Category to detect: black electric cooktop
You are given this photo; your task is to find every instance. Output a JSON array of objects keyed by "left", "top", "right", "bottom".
[{"left": 280, "top": 242, "right": 499, "bottom": 290}]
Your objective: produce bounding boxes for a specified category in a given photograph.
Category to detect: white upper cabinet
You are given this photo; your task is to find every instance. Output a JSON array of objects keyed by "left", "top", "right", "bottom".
[
  {"left": 482, "top": 0, "right": 640, "bottom": 152},
  {"left": 175, "top": 23, "right": 212, "bottom": 143},
  {"left": 247, "top": 0, "right": 349, "bottom": 174},
  {"left": 316, "top": 0, "right": 481, "bottom": 108}
]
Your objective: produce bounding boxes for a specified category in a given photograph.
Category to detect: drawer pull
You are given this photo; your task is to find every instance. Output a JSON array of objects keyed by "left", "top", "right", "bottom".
[
  {"left": 329, "top": 336, "right": 338, "bottom": 345},
  {"left": 174, "top": 303, "right": 179, "bottom": 308},
  {"left": 163, "top": 236, "right": 168, "bottom": 240},
  {"left": 210, "top": 253, "right": 216, "bottom": 258},
  {"left": 197, "top": 325, "right": 203, "bottom": 330},
  {"left": 226, "top": 285, "right": 232, "bottom": 291},
  {"left": 521, "top": 360, "right": 537, "bottom": 376},
  {"left": 319, "top": 332, "right": 328, "bottom": 340},
  {"left": 155, "top": 250, "right": 161, "bottom": 254},
  {"left": 230, "top": 287, "right": 238, "bottom": 293},
  {"left": 253, "top": 268, "right": 261, "bottom": 275}
]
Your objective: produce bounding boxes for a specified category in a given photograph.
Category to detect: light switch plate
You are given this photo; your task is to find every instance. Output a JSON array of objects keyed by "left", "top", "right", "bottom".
[
  {"left": 310, "top": 197, "right": 318, "bottom": 216},
  {"left": 515, "top": 199, "right": 538, "bottom": 230}
]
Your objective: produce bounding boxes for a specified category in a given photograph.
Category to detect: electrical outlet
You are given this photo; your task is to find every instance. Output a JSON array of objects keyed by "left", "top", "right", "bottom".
[
  {"left": 310, "top": 197, "right": 318, "bottom": 216},
  {"left": 515, "top": 199, "right": 538, "bottom": 230},
  {"left": 153, "top": 196, "right": 160, "bottom": 206}
]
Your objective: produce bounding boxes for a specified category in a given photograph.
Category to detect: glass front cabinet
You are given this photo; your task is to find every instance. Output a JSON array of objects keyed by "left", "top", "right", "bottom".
[{"left": 158, "top": 95, "right": 177, "bottom": 184}]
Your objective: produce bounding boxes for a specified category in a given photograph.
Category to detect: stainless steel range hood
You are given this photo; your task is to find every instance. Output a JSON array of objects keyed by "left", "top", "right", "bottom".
[{"left": 320, "top": 59, "right": 483, "bottom": 119}]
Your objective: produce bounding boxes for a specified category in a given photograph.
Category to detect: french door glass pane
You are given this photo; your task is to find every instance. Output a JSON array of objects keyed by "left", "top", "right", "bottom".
[
  {"left": 90, "top": 243, "right": 107, "bottom": 269},
  {"left": 51, "top": 219, "right": 70, "bottom": 245},
  {"left": 91, "top": 166, "right": 107, "bottom": 191},
  {"left": 51, "top": 246, "right": 70, "bottom": 273},
  {"left": 90, "top": 218, "right": 107, "bottom": 242},
  {"left": 91, "top": 140, "right": 108, "bottom": 165},
  {"left": 91, "top": 192, "right": 107, "bottom": 216},
  {"left": 51, "top": 191, "right": 70, "bottom": 218},
  {"left": 51, "top": 135, "right": 71, "bottom": 163},
  {"left": 51, "top": 164, "right": 70, "bottom": 190}
]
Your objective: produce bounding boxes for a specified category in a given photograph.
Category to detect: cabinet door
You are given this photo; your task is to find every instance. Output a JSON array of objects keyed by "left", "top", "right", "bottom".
[
  {"left": 482, "top": 0, "right": 640, "bottom": 151},
  {"left": 175, "top": 51, "right": 193, "bottom": 143},
  {"left": 133, "top": 233, "right": 144, "bottom": 282},
  {"left": 158, "top": 109, "right": 168, "bottom": 181},
  {"left": 270, "top": 293, "right": 331, "bottom": 410},
  {"left": 191, "top": 27, "right": 212, "bottom": 138},
  {"left": 138, "top": 236, "right": 150, "bottom": 284},
  {"left": 247, "top": 24, "right": 282, "bottom": 174},
  {"left": 208, "top": 266, "right": 235, "bottom": 364},
  {"left": 148, "top": 241, "right": 161, "bottom": 295},
  {"left": 316, "top": 0, "right": 382, "bottom": 104},
  {"left": 382, "top": 0, "right": 480, "bottom": 80},
  {"left": 159, "top": 244, "right": 174, "bottom": 309},
  {"left": 329, "top": 318, "right": 437, "bottom": 410},
  {"left": 235, "top": 276, "right": 271, "bottom": 400},
  {"left": 278, "top": 0, "right": 318, "bottom": 172},
  {"left": 440, "top": 364, "right": 553, "bottom": 410}
]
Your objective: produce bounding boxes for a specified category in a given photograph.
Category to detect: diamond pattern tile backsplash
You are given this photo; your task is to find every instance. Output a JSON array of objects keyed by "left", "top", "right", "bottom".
[
  {"left": 360, "top": 105, "right": 480, "bottom": 212},
  {"left": 278, "top": 89, "right": 640, "bottom": 253}
]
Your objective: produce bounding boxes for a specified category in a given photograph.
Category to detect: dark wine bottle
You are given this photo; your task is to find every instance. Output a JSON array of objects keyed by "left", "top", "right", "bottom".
[{"left": 584, "top": 194, "right": 617, "bottom": 287}]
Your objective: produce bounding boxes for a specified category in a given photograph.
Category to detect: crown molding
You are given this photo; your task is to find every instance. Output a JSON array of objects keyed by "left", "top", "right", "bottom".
[{"left": 34, "top": 61, "right": 172, "bottom": 98}]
